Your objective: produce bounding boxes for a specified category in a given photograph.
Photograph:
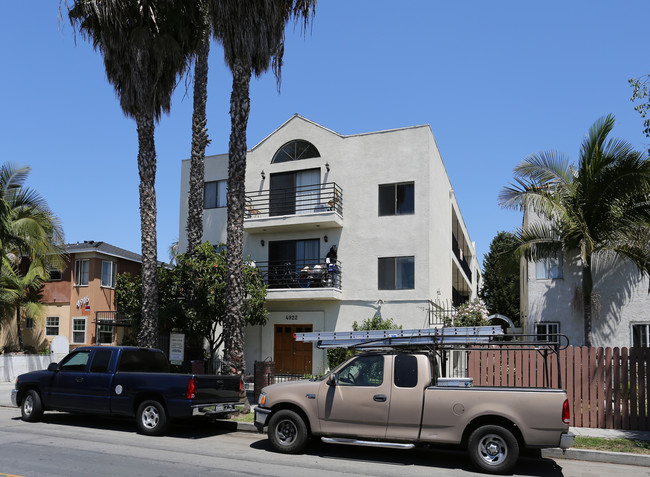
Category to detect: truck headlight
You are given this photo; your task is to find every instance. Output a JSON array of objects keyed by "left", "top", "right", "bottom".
[{"left": 258, "top": 391, "right": 266, "bottom": 406}]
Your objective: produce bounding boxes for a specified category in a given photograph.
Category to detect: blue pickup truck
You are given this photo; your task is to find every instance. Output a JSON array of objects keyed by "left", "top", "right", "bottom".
[{"left": 11, "top": 346, "right": 242, "bottom": 435}]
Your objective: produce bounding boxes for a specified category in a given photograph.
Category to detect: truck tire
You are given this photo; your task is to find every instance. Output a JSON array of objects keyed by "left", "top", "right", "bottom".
[
  {"left": 21, "top": 390, "right": 44, "bottom": 422},
  {"left": 268, "top": 409, "right": 309, "bottom": 454},
  {"left": 136, "top": 400, "right": 169, "bottom": 436},
  {"left": 468, "top": 425, "right": 519, "bottom": 474}
]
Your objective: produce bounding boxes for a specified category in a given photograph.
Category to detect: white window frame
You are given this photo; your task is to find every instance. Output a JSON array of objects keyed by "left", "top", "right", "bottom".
[
  {"left": 535, "top": 254, "right": 563, "bottom": 280},
  {"left": 101, "top": 260, "right": 117, "bottom": 288},
  {"left": 25, "top": 317, "right": 34, "bottom": 330},
  {"left": 46, "top": 316, "right": 59, "bottom": 336},
  {"left": 632, "top": 323, "right": 650, "bottom": 348},
  {"left": 74, "top": 259, "right": 89, "bottom": 286},
  {"left": 536, "top": 321, "right": 560, "bottom": 342},
  {"left": 72, "top": 317, "right": 87, "bottom": 344}
]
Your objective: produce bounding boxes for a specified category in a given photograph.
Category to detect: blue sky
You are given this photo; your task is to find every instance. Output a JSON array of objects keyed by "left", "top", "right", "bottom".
[{"left": 1, "top": 1, "right": 649, "bottom": 265}]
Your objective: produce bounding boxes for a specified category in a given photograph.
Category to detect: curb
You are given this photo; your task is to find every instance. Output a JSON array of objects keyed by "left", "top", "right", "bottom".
[{"left": 542, "top": 448, "right": 650, "bottom": 467}]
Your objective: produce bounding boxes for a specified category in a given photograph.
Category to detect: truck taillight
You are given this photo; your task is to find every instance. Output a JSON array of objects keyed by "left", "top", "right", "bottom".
[
  {"left": 562, "top": 399, "right": 570, "bottom": 424},
  {"left": 186, "top": 377, "right": 197, "bottom": 400}
]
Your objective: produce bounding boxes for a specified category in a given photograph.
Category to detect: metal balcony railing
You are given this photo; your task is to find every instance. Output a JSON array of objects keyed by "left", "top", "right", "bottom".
[
  {"left": 254, "top": 258, "right": 342, "bottom": 290},
  {"left": 245, "top": 182, "right": 342, "bottom": 219},
  {"left": 452, "top": 234, "right": 472, "bottom": 282}
]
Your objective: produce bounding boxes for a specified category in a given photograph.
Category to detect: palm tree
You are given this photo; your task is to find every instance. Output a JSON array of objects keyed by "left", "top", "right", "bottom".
[
  {"left": 0, "top": 259, "right": 47, "bottom": 352},
  {"left": 185, "top": 0, "right": 212, "bottom": 256},
  {"left": 68, "top": 0, "right": 206, "bottom": 348},
  {"left": 0, "top": 164, "right": 65, "bottom": 281},
  {"left": 210, "top": 0, "right": 316, "bottom": 375},
  {"left": 499, "top": 115, "right": 650, "bottom": 346}
]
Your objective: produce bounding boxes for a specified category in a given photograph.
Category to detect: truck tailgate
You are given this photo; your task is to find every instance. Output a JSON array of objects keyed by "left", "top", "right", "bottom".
[{"left": 193, "top": 375, "right": 241, "bottom": 404}]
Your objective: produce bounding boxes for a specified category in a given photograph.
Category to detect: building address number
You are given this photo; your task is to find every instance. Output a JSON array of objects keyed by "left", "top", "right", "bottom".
[{"left": 285, "top": 314, "right": 298, "bottom": 321}]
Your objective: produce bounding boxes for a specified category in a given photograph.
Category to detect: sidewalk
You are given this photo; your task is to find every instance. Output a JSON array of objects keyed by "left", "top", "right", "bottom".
[{"left": 1, "top": 381, "right": 648, "bottom": 466}]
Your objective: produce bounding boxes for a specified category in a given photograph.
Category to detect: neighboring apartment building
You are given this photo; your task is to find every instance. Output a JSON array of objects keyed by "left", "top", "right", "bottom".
[
  {"left": 521, "top": 209, "right": 650, "bottom": 348},
  {"left": 0, "top": 241, "right": 142, "bottom": 352},
  {"left": 179, "top": 115, "right": 481, "bottom": 375}
]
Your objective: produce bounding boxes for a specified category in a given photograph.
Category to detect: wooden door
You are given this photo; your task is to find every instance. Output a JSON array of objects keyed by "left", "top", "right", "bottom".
[{"left": 274, "top": 324, "right": 313, "bottom": 374}]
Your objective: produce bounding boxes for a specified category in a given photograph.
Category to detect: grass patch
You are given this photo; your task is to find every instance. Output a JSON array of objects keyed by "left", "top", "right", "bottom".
[{"left": 573, "top": 436, "right": 650, "bottom": 454}]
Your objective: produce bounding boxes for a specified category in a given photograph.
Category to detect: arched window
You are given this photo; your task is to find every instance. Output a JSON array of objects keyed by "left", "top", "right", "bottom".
[{"left": 272, "top": 140, "right": 320, "bottom": 163}]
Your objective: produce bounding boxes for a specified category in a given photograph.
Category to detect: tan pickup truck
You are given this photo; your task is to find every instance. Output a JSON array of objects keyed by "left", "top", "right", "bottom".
[{"left": 254, "top": 350, "right": 574, "bottom": 474}]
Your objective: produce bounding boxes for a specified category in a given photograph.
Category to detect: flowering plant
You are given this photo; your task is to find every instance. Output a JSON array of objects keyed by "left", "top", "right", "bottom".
[{"left": 444, "top": 299, "right": 490, "bottom": 327}]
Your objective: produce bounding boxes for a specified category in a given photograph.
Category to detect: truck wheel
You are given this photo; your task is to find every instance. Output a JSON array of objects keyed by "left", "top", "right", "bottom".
[
  {"left": 468, "top": 425, "right": 519, "bottom": 474},
  {"left": 21, "top": 390, "right": 44, "bottom": 422},
  {"left": 136, "top": 400, "right": 168, "bottom": 436},
  {"left": 268, "top": 410, "right": 309, "bottom": 454}
]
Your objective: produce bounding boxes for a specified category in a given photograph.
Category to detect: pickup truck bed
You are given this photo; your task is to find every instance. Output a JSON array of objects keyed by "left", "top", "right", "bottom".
[{"left": 12, "top": 346, "right": 242, "bottom": 435}]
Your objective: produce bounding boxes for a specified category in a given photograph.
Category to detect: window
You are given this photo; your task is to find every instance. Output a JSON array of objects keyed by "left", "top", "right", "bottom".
[
  {"left": 46, "top": 316, "right": 59, "bottom": 336},
  {"left": 337, "top": 355, "right": 384, "bottom": 386},
  {"left": 118, "top": 349, "right": 170, "bottom": 373},
  {"left": 536, "top": 322, "right": 560, "bottom": 342},
  {"left": 535, "top": 255, "right": 562, "bottom": 279},
  {"left": 101, "top": 261, "right": 117, "bottom": 288},
  {"left": 72, "top": 318, "right": 86, "bottom": 344},
  {"left": 90, "top": 349, "right": 113, "bottom": 373},
  {"left": 269, "top": 169, "right": 321, "bottom": 216},
  {"left": 25, "top": 317, "right": 34, "bottom": 330},
  {"left": 394, "top": 354, "right": 418, "bottom": 388},
  {"left": 74, "top": 259, "right": 89, "bottom": 286},
  {"left": 378, "top": 256, "right": 415, "bottom": 290},
  {"left": 272, "top": 140, "right": 320, "bottom": 163},
  {"left": 379, "top": 182, "right": 414, "bottom": 216},
  {"left": 98, "top": 322, "right": 114, "bottom": 345},
  {"left": 48, "top": 267, "right": 62, "bottom": 281},
  {"left": 268, "top": 238, "right": 320, "bottom": 288},
  {"left": 204, "top": 180, "right": 227, "bottom": 209},
  {"left": 632, "top": 324, "right": 650, "bottom": 347},
  {"left": 59, "top": 350, "right": 91, "bottom": 372}
]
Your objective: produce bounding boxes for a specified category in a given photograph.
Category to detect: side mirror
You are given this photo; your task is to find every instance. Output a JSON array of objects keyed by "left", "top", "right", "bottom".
[
  {"left": 47, "top": 362, "right": 59, "bottom": 372},
  {"left": 327, "top": 374, "right": 336, "bottom": 387}
]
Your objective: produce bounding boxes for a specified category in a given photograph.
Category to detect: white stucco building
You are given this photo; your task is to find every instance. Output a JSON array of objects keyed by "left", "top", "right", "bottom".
[
  {"left": 521, "top": 209, "right": 650, "bottom": 348},
  {"left": 179, "top": 115, "right": 481, "bottom": 374}
]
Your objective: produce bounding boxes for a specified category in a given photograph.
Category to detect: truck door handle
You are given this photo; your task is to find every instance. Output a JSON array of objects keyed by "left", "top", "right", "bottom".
[
  {"left": 373, "top": 394, "right": 387, "bottom": 402},
  {"left": 76, "top": 377, "right": 84, "bottom": 383}
]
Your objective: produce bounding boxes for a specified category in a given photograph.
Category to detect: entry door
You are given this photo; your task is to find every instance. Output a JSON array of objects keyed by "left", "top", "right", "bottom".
[{"left": 273, "top": 324, "right": 313, "bottom": 374}]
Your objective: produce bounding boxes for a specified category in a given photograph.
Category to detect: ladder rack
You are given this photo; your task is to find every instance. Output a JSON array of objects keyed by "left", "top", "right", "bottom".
[
  {"left": 294, "top": 327, "right": 569, "bottom": 389},
  {"left": 294, "top": 326, "right": 504, "bottom": 349}
]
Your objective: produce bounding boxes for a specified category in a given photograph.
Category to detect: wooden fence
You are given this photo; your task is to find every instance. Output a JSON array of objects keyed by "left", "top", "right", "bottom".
[{"left": 466, "top": 346, "right": 650, "bottom": 431}]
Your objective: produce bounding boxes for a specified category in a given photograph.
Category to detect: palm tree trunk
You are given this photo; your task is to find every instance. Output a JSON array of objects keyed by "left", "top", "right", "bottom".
[
  {"left": 582, "top": 255, "right": 593, "bottom": 347},
  {"left": 136, "top": 112, "right": 160, "bottom": 349},
  {"left": 223, "top": 60, "right": 251, "bottom": 376},
  {"left": 16, "top": 307, "right": 24, "bottom": 352},
  {"left": 186, "top": 31, "right": 211, "bottom": 256}
]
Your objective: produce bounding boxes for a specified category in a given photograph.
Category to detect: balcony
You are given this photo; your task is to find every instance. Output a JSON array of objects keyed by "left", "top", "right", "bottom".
[
  {"left": 254, "top": 258, "right": 342, "bottom": 301},
  {"left": 244, "top": 182, "right": 343, "bottom": 234},
  {"left": 452, "top": 234, "right": 472, "bottom": 282}
]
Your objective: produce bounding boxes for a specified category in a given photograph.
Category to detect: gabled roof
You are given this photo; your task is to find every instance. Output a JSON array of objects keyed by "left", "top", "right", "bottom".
[
  {"left": 250, "top": 114, "right": 433, "bottom": 152},
  {"left": 66, "top": 241, "right": 142, "bottom": 263}
]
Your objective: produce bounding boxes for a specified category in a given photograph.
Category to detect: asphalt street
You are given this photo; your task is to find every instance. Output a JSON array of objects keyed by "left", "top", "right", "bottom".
[
  {"left": 1, "top": 406, "right": 648, "bottom": 477},
  {"left": 2, "top": 380, "right": 650, "bottom": 473}
]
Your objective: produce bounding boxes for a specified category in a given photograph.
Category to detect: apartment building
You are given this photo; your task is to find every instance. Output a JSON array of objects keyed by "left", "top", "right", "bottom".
[
  {"left": 0, "top": 241, "right": 141, "bottom": 352},
  {"left": 521, "top": 210, "right": 650, "bottom": 348},
  {"left": 179, "top": 115, "right": 481, "bottom": 374}
]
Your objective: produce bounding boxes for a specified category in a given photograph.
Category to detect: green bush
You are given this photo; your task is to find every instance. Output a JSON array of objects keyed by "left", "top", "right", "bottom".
[{"left": 326, "top": 315, "right": 401, "bottom": 370}]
